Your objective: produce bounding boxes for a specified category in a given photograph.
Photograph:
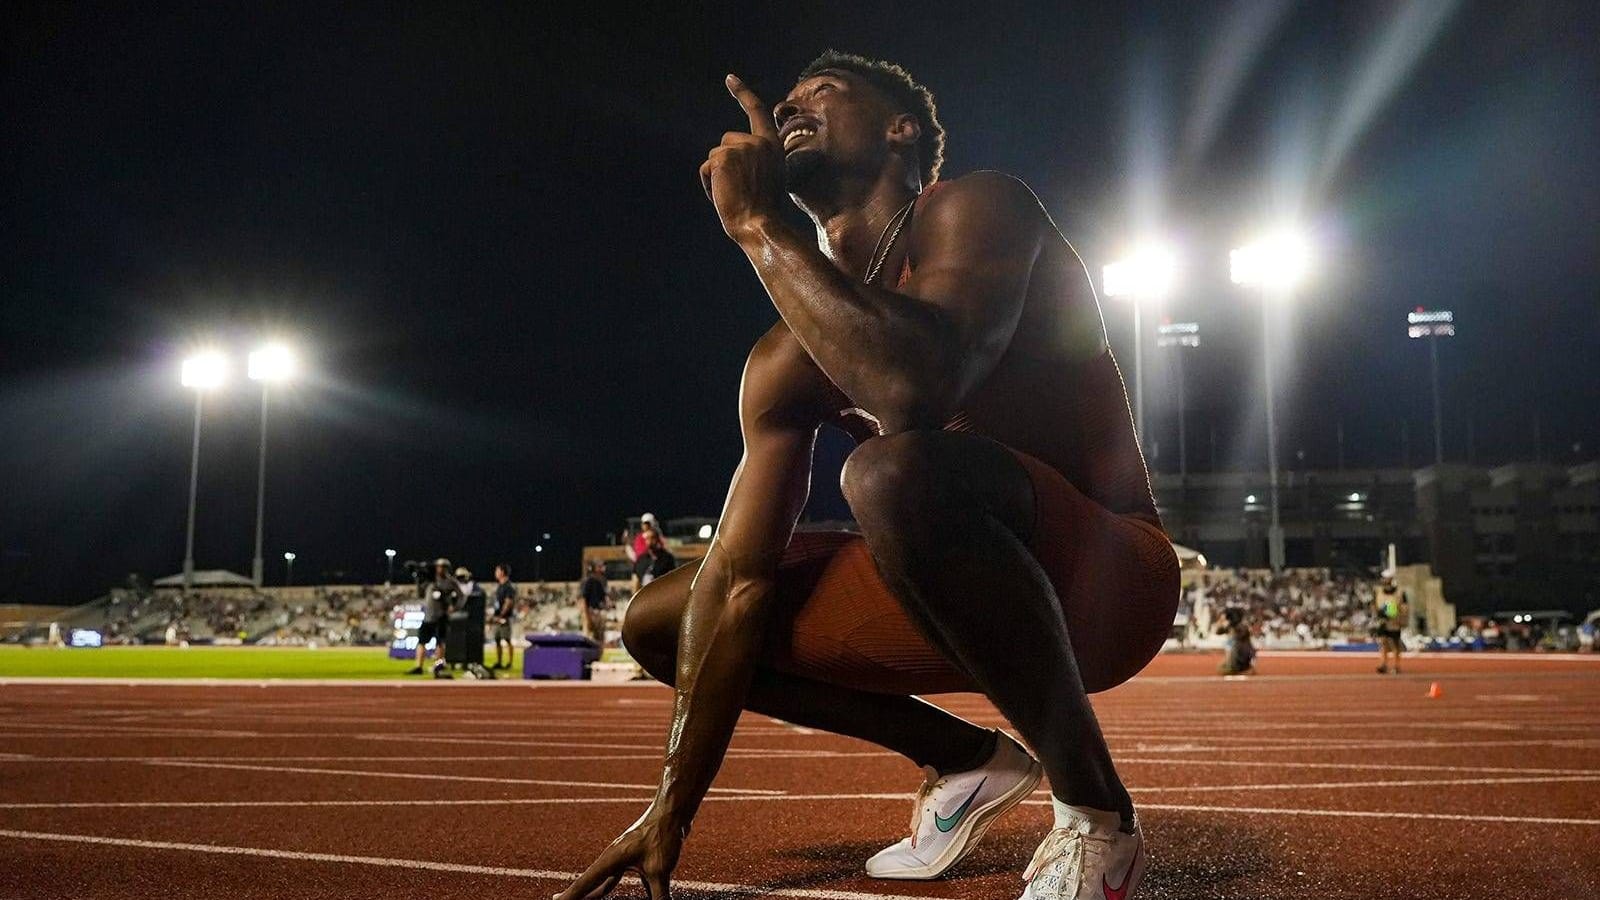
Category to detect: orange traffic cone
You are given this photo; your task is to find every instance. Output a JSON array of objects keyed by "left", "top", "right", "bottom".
[{"left": 1426, "top": 681, "right": 1443, "bottom": 699}]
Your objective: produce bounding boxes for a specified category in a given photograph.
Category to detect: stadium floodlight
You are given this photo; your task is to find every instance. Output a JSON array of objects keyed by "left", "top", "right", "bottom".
[
  {"left": 1407, "top": 308, "right": 1456, "bottom": 466},
  {"left": 247, "top": 342, "right": 297, "bottom": 382},
  {"left": 1103, "top": 243, "right": 1178, "bottom": 454},
  {"left": 1102, "top": 245, "right": 1177, "bottom": 299},
  {"left": 248, "top": 342, "right": 298, "bottom": 587},
  {"left": 283, "top": 551, "right": 297, "bottom": 586},
  {"left": 181, "top": 351, "right": 229, "bottom": 390},
  {"left": 178, "top": 350, "right": 230, "bottom": 593},
  {"left": 1231, "top": 228, "right": 1312, "bottom": 571},
  {"left": 385, "top": 548, "right": 397, "bottom": 584},
  {"left": 1229, "top": 230, "right": 1311, "bottom": 289},
  {"left": 698, "top": 523, "right": 714, "bottom": 539}
]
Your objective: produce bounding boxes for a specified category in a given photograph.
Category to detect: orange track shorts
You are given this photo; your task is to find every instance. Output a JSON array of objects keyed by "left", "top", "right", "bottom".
[{"left": 767, "top": 448, "right": 1179, "bottom": 695}]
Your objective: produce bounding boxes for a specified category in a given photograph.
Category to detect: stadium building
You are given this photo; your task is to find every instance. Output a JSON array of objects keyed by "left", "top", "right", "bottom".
[{"left": 1153, "top": 461, "right": 1600, "bottom": 617}]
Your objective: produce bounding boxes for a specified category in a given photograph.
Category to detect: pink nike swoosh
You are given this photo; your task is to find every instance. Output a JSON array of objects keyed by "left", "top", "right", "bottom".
[{"left": 1102, "top": 836, "right": 1140, "bottom": 900}]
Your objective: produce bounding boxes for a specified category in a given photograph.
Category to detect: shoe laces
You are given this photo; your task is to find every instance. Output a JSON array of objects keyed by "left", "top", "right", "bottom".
[
  {"left": 1021, "top": 827, "right": 1113, "bottom": 887},
  {"left": 907, "top": 766, "right": 944, "bottom": 847}
]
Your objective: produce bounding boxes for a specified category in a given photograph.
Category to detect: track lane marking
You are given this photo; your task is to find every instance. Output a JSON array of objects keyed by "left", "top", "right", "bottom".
[
  {"left": 0, "top": 828, "right": 951, "bottom": 900},
  {"left": 141, "top": 760, "right": 786, "bottom": 795},
  {"left": 1123, "top": 802, "right": 1600, "bottom": 827}
]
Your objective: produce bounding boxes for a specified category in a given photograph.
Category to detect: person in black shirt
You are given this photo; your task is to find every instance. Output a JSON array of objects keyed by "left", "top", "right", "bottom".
[
  {"left": 491, "top": 563, "right": 517, "bottom": 669},
  {"left": 580, "top": 561, "right": 610, "bottom": 644}
]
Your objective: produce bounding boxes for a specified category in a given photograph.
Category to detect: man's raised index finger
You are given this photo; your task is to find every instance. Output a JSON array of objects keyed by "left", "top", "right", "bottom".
[{"left": 726, "top": 74, "right": 777, "bottom": 140}]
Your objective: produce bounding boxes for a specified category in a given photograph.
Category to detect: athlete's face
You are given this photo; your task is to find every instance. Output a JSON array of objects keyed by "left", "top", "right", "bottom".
[{"left": 775, "top": 70, "right": 902, "bottom": 191}]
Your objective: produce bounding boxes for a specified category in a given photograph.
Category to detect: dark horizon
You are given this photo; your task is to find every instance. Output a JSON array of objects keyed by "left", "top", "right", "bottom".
[{"left": 4, "top": 1, "right": 1597, "bottom": 601}]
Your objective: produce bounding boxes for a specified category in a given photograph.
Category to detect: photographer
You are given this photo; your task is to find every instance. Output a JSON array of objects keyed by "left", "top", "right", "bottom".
[
  {"left": 1215, "top": 606, "right": 1256, "bottom": 676},
  {"left": 407, "top": 557, "right": 460, "bottom": 676},
  {"left": 1373, "top": 576, "right": 1409, "bottom": 674}
]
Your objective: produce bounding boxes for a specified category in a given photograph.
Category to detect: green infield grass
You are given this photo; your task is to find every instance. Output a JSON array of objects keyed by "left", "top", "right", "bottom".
[{"left": 0, "top": 644, "right": 473, "bottom": 679}]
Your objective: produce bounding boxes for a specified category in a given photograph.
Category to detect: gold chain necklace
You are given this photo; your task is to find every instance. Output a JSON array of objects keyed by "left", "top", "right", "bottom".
[{"left": 862, "top": 194, "right": 919, "bottom": 286}]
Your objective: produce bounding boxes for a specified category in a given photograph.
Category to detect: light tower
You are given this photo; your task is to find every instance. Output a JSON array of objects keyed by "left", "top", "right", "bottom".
[
  {"left": 283, "top": 551, "right": 297, "bottom": 586},
  {"left": 1231, "top": 229, "right": 1311, "bottom": 572},
  {"left": 1102, "top": 244, "right": 1177, "bottom": 457},
  {"left": 247, "top": 343, "right": 297, "bottom": 588},
  {"left": 179, "top": 351, "right": 229, "bottom": 591},
  {"left": 385, "top": 548, "right": 398, "bottom": 585},
  {"left": 1156, "top": 321, "right": 1201, "bottom": 478},
  {"left": 1407, "top": 308, "right": 1455, "bottom": 465}
]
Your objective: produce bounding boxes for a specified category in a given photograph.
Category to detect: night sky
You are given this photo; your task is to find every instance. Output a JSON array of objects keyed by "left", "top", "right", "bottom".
[{"left": 4, "top": 1, "right": 1597, "bottom": 602}]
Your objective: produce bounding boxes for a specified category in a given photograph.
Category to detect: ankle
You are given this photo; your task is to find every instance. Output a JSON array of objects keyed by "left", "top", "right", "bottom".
[
  {"left": 1051, "top": 790, "right": 1135, "bottom": 834},
  {"left": 926, "top": 728, "right": 997, "bottom": 777}
]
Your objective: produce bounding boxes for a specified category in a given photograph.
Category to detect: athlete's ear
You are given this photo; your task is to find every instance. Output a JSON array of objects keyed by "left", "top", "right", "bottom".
[{"left": 887, "top": 113, "right": 921, "bottom": 148}]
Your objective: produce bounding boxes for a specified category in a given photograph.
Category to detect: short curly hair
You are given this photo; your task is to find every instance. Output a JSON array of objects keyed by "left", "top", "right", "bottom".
[{"left": 797, "top": 51, "right": 945, "bottom": 186}]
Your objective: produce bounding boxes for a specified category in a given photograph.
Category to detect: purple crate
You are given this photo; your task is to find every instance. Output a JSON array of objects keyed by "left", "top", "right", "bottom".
[{"left": 524, "top": 631, "right": 600, "bottom": 680}]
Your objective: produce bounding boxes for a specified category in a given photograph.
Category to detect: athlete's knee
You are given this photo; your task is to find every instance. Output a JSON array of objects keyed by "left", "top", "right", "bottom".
[
  {"left": 841, "top": 432, "right": 949, "bottom": 527},
  {"left": 620, "top": 581, "right": 680, "bottom": 683}
]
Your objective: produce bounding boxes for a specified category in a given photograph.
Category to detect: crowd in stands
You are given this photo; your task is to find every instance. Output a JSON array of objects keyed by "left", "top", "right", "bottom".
[
  {"left": 70, "top": 579, "right": 637, "bottom": 648},
  {"left": 1178, "top": 568, "right": 1385, "bottom": 647}
]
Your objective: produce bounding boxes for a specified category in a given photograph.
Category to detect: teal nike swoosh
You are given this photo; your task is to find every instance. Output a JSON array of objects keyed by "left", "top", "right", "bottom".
[{"left": 934, "top": 777, "right": 987, "bottom": 833}]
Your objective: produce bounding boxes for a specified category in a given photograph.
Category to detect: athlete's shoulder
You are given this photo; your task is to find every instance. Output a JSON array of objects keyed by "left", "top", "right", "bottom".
[
  {"left": 919, "top": 170, "right": 1048, "bottom": 233},
  {"left": 926, "top": 170, "right": 1044, "bottom": 210}
]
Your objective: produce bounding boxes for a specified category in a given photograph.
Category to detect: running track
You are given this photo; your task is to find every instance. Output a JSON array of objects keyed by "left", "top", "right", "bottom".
[{"left": 2, "top": 652, "right": 1598, "bottom": 898}]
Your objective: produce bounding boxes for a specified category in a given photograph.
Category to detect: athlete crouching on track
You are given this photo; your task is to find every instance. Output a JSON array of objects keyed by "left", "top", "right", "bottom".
[{"left": 556, "top": 52, "right": 1178, "bottom": 900}]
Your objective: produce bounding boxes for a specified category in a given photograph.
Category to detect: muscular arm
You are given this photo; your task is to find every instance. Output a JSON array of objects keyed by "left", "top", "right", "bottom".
[
  {"left": 733, "top": 173, "right": 1044, "bottom": 433},
  {"left": 650, "top": 324, "right": 837, "bottom": 827}
]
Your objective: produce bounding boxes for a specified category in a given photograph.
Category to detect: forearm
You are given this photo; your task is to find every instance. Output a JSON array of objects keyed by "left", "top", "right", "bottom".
[
  {"left": 651, "top": 546, "right": 772, "bottom": 825},
  {"left": 735, "top": 218, "right": 960, "bottom": 430}
]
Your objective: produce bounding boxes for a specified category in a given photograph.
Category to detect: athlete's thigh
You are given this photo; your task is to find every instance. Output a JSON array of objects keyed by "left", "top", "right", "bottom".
[{"left": 844, "top": 429, "right": 1037, "bottom": 541}]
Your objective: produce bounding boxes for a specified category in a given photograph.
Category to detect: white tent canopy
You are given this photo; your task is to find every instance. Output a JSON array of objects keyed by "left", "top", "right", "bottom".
[{"left": 152, "top": 570, "right": 256, "bottom": 588}]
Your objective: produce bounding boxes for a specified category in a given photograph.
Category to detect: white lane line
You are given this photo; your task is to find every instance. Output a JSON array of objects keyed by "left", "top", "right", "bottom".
[
  {"left": 1123, "top": 802, "right": 1600, "bottom": 827},
  {"left": 0, "top": 828, "right": 948, "bottom": 900},
  {"left": 0, "top": 797, "right": 656, "bottom": 810},
  {"left": 1119, "top": 737, "right": 1600, "bottom": 753},
  {"left": 1126, "top": 774, "right": 1600, "bottom": 793},
  {"left": 8, "top": 791, "right": 1600, "bottom": 829},
  {"left": 0, "top": 750, "right": 892, "bottom": 764},
  {"left": 1114, "top": 757, "right": 1600, "bottom": 777},
  {"left": 142, "top": 760, "right": 785, "bottom": 795}
]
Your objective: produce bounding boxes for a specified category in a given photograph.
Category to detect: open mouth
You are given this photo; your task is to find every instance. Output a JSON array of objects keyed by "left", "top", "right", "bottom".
[{"left": 782, "top": 126, "right": 816, "bottom": 153}]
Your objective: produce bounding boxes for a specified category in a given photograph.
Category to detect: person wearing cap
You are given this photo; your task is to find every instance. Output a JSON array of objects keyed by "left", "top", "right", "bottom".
[
  {"left": 626, "top": 513, "right": 662, "bottom": 591},
  {"left": 407, "top": 557, "right": 460, "bottom": 675}
]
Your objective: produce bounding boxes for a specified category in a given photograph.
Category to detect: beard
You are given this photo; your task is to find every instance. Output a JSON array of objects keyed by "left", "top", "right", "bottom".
[{"left": 782, "top": 148, "right": 828, "bottom": 192}]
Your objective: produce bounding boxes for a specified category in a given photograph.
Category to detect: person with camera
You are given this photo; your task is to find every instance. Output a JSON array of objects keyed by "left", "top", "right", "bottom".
[
  {"left": 1373, "top": 576, "right": 1409, "bottom": 675},
  {"left": 407, "top": 557, "right": 460, "bottom": 676},
  {"left": 1215, "top": 606, "right": 1256, "bottom": 676}
]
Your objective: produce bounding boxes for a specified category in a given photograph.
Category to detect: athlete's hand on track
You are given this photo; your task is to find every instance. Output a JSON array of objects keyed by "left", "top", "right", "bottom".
[
  {"left": 701, "top": 74, "right": 785, "bottom": 239},
  {"left": 553, "top": 806, "right": 684, "bottom": 900}
]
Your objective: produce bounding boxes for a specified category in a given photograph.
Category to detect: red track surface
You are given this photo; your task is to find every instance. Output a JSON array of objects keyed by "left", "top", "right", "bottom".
[{"left": 3, "top": 652, "right": 1598, "bottom": 899}]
